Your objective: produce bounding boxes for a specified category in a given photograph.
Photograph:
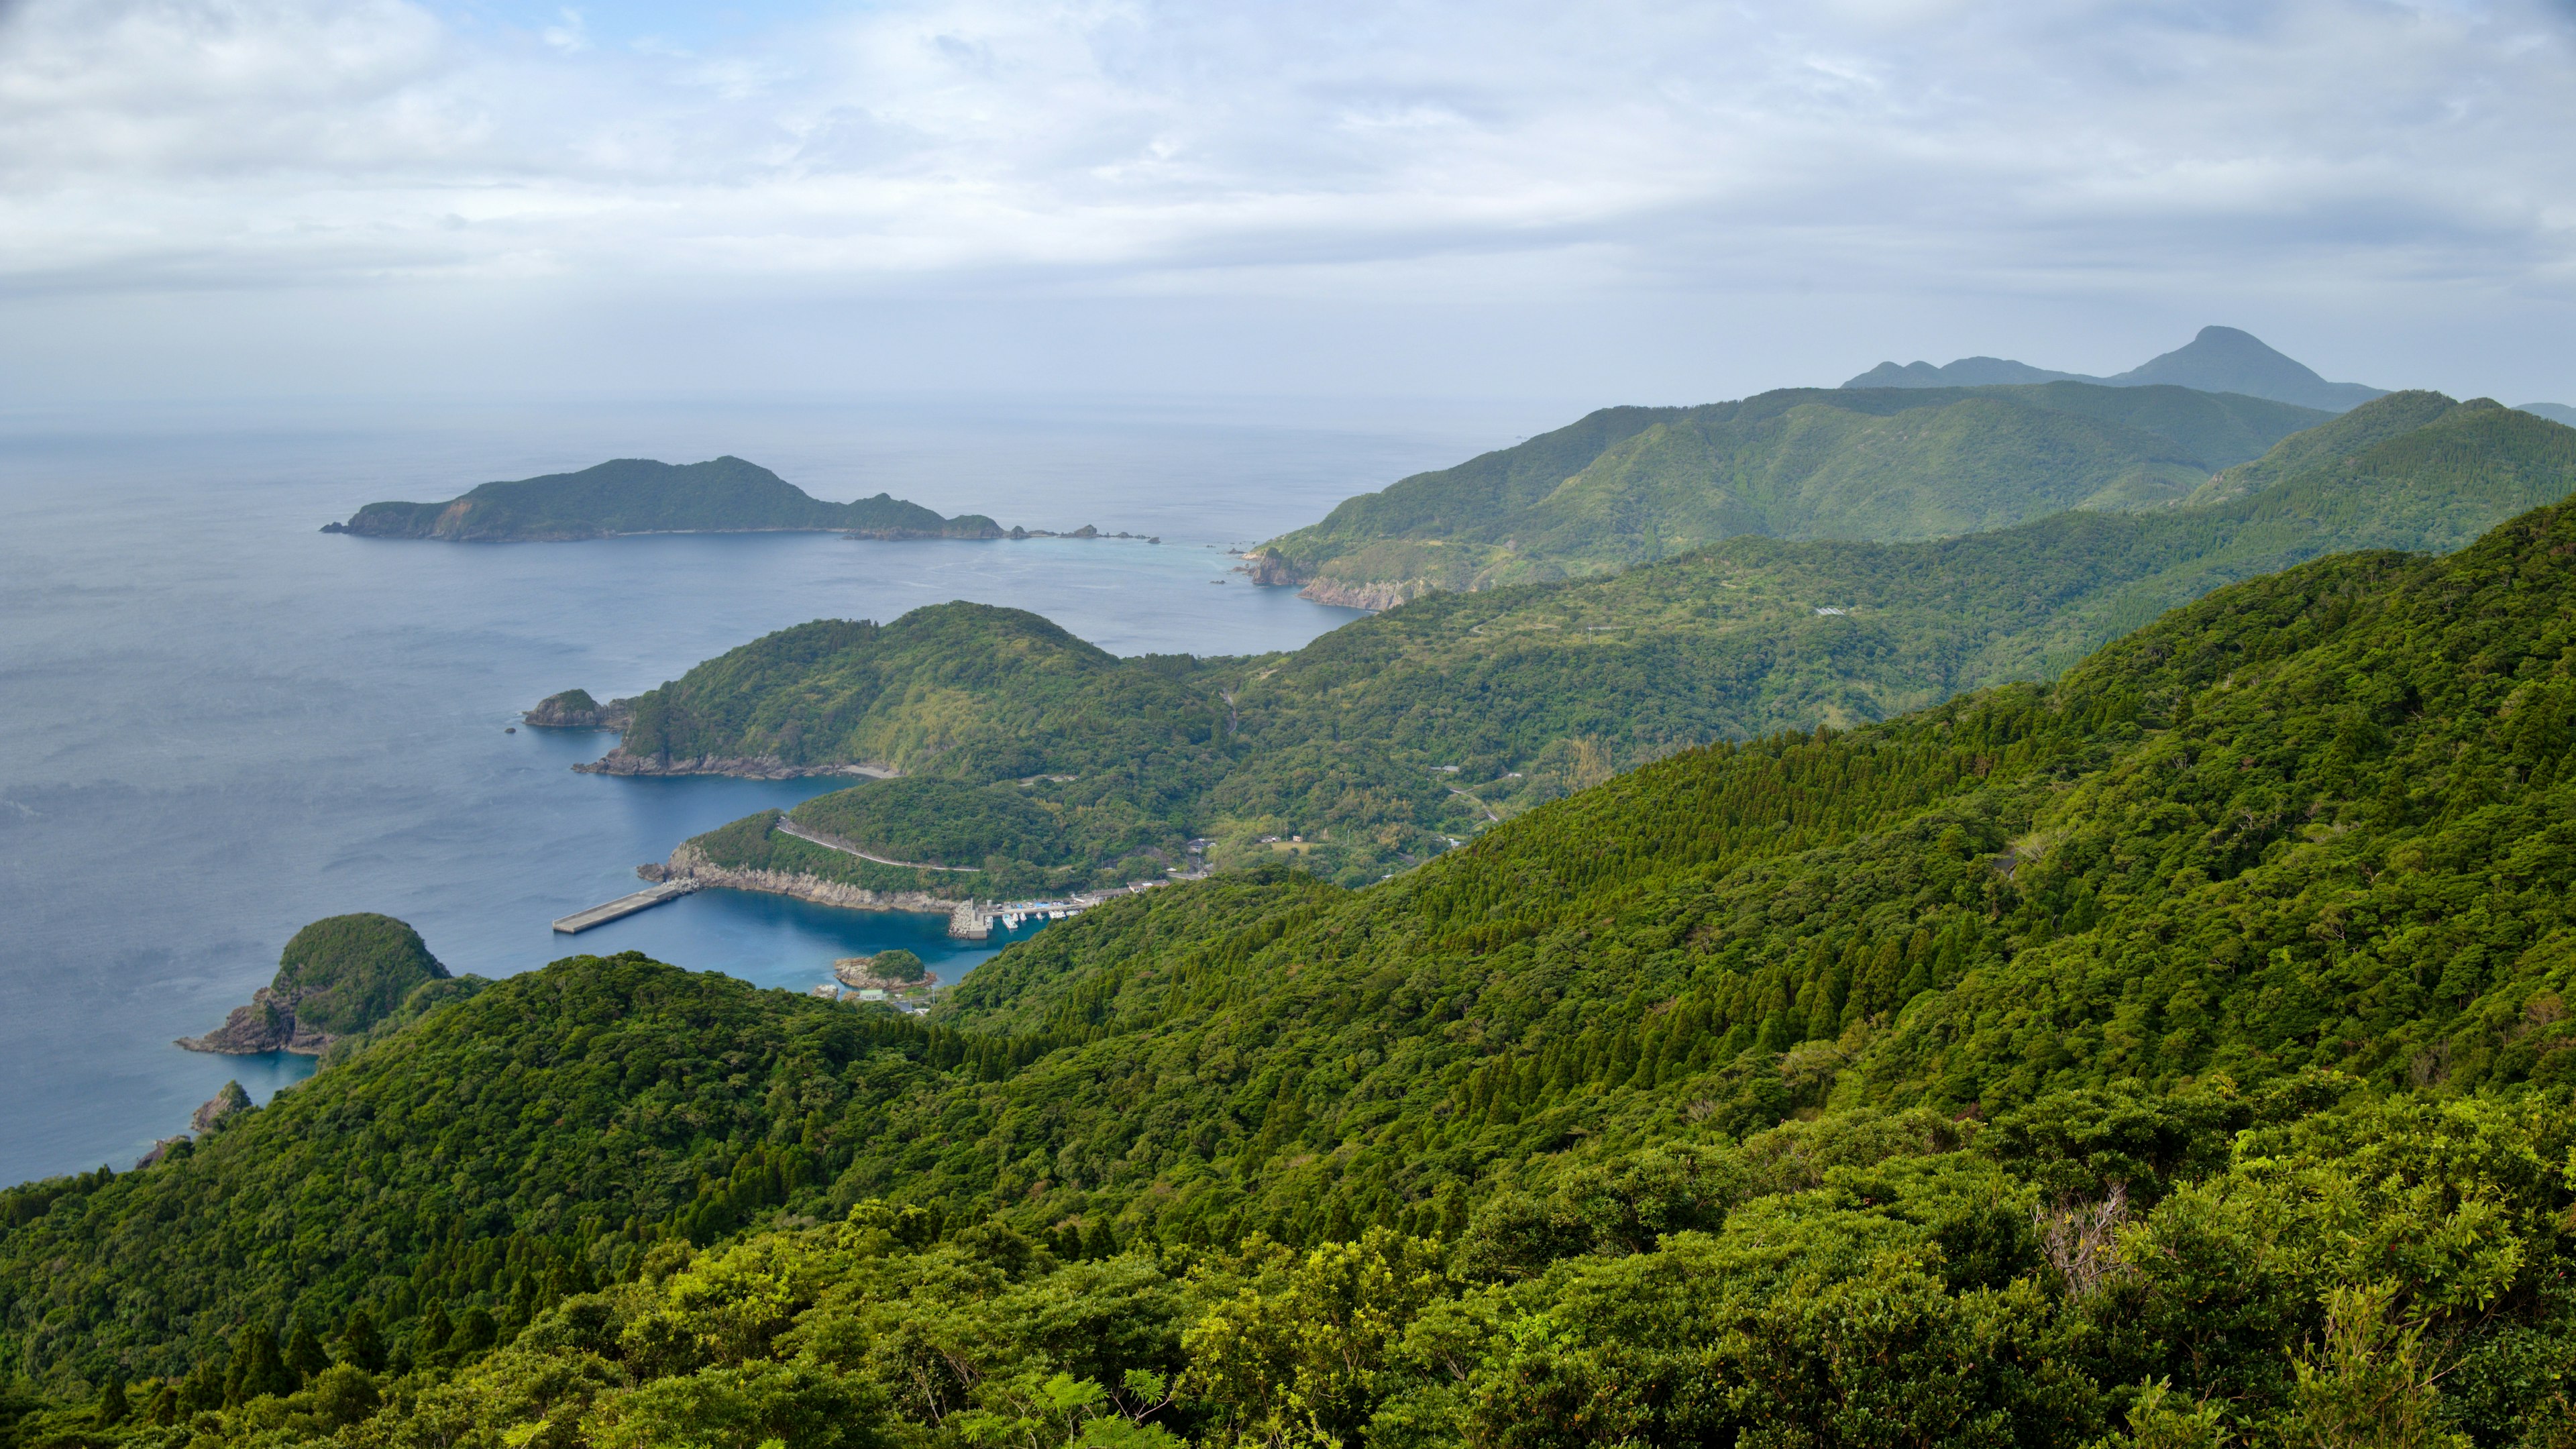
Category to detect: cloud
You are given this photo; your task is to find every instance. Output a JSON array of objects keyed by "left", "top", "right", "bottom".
[{"left": 0, "top": 0, "right": 2569, "bottom": 399}]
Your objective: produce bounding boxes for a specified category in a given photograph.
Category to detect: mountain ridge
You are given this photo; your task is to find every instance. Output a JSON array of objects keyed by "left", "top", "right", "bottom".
[
  {"left": 1247, "top": 379, "right": 2328, "bottom": 603},
  {"left": 1844, "top": 324, "right": 2386, "bottom": 412},
  {"left": 587, "top": 393, "right": 2576, "bottom": 901}
]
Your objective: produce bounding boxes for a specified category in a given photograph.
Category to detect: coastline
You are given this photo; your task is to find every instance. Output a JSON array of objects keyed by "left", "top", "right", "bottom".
[
  {"left": 643, "top": 845, "right": 970, "bottom": 917},
  {"left": 576, "top": 755, "right": 900, "bottom": 780}
]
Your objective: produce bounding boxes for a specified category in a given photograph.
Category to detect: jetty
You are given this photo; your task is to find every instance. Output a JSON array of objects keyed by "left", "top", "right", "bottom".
[{"left": 552, "top": 879, "right": 698, "bottom": 934}]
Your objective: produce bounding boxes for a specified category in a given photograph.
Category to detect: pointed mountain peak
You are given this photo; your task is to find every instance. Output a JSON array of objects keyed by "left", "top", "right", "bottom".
[{"left": 2106, "top": 325, "right": 2381, "bottom": 411}]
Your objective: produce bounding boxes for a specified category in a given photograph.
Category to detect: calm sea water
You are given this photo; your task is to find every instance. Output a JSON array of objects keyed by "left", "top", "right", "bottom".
[{"left": 0, "top": 394, "right": 1529, "bottom": 1183}]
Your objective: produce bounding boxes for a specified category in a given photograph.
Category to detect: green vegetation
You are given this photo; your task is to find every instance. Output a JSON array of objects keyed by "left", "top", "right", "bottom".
[
  {"left": 17, "top": 472, "right": 2576, "bottom": 1445},
  {"left": 270, "top": 915, "right": 451, "bottom": 1039},
  {"left": 1250, "top": 379, "right": 2328, "bottom": 599},
  {"left": 867, "top": 950, "right": 925, "bottom": 984},
  {"left": 325, "top": 457, "right": 1006, "bottom": 542},
  {"left": 647, "top": 394, "right": 2576, "bottom": 895}
]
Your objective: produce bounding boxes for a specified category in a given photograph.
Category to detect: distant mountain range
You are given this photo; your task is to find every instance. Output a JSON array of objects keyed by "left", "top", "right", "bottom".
[
  {"left": 1247, "top": 379, "right": 2326, "bottom": 605},
  {"left": 2521, "top": 402, "right": 2576, "bottom": 427},
  {"left": 323, "top": 456, "right": 1007, "bottom": 542},
  {"left": 1842, "top": 324, "right": 2386, "bottom": 412}
]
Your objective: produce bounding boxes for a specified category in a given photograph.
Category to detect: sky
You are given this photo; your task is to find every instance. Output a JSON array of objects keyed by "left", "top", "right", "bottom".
[{"left": 1, "top": 0, "right": 2571, "bottom": 416}]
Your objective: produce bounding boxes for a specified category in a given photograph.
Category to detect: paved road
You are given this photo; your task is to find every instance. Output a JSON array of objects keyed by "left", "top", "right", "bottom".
[{"left": 775, "top": 816, "right": 982, "bottom": 872}]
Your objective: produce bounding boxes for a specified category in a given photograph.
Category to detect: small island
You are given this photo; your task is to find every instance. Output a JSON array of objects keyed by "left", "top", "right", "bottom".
[
  {"left": 178, "top": 913, "right": 458, "bottom": 1056},
  {"left": 322, "top": 456, "right": 1010, "bottom": 543},
  {"left": 831, "top": 949, "right": 938, "bottom": 994},
  {"left": 523, "top": 688, "right": 633, "bottom": 729}
]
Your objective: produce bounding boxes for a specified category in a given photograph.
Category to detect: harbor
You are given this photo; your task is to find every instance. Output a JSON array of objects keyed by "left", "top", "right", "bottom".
[{"left": 551, "top": 879, "right": 699, "bottom": 934}]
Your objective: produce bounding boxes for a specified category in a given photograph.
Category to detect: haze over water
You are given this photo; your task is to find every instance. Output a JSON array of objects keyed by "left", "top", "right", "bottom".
[{"left": 0, "top": 395, "right": 1523, "bottom": 1184}]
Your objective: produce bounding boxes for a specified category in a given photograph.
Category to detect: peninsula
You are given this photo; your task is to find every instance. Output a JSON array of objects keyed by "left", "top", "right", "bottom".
[
  {"left": 586, "top": 393, "right": 2576, "bottom": 896},
  {"left": 178, "top": 913, "right": 460, "bottom": 1056},
  {"left": 322, "top": 455, "right": 1008, "bottom": 542}
]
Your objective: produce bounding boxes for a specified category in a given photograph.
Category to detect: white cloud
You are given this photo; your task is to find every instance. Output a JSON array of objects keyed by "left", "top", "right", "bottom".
[{"left": 0, "top": 0, "right": 2569, "bottom": 400}]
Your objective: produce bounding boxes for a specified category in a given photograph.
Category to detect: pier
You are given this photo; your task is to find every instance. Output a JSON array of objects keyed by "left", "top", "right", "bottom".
[{"left": 552, "top": 879, "right": 698, "bottom": 934}]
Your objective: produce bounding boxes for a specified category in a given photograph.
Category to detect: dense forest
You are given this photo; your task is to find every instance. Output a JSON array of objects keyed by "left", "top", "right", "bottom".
[
  {"left": 1246, "top": 379, "right": 2328, "bottom": 598},
  {"left": 326, "top": 458, "right": 1006, "bottom": 542},
  {"left": 625, "top": 394, "right": 2576, "bottom": 894},
  {"left": 12, "top": 475, "right": 2576, "bottom": 1445}
]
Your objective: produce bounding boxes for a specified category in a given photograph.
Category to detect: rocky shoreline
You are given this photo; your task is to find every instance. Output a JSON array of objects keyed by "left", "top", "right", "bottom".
[
  {"left": 643, "top": 846, "right": 968, "bottom": 916},
  {"left": 1236, "top": 550, "right": 1422, "bottom": 610},
  {"left": 176, "top": 987, "right": 335, "bottom": 1056},
  {"left": 577, "top": 754, "right": 897, "bottom": 780},
  {"left": 1295, "top": 577, "right": 1425, "bottom": 610}
]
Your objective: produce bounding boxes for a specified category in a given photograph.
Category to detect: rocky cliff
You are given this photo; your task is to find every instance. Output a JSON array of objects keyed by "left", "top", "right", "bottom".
[
  {"left": 1295, "top": 577, "right": 1426, "bottom": 610},
  {"left": 578, "top": 754, "right": 894, "bottom": 780},
  {"left": 646, "top": 846, "right": 968, "bottom": 918},
  {"left": 189, "top": 1080, "right": 252, "bottom": 1132},
  {"left": 176, "top": 987, "right": 335, "bottom": 1055},
  {"left": 1240, "top": 550, "right": 1421, "bottom": 610}
]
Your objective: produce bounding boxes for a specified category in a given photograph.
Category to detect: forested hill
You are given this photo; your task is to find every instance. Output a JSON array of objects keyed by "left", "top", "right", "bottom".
[
  {"left": 324, "top": 456, "right": 1007, "bottom": 541},
  {"left": 613, "top": 393, "right": 2575, "bottom": 896},
  {"left": 13, "top": 470, "right": 2576, "bottom": 1448},
  {"left": 1246, "top": 379, "right": 2326, "bottom": 602}
]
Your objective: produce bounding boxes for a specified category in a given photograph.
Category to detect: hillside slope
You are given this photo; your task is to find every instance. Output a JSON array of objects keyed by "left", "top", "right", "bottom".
[
  {"left": 1248, "top": 381, "right": 2324, "bottom": 604},
  {"left": 14, "top": 482, "right": 2576, "bottom": 1448},
  {"left": 325, "top": 456, "right": 1006, "bottom": 542},
  {"left": 610, "top": 396, "right": 2575, "bottom": 895}
]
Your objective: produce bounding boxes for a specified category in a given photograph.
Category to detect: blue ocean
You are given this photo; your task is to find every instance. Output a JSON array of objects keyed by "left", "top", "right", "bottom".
[{"left": 0, "top": 395, "right": 1527, "bottom": 1183}]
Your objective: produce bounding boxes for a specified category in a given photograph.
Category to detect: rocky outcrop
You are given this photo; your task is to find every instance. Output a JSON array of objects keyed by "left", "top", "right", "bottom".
[
  {"left": 647, "top": 846, "right": 969, "bottom": 917},
  {"left": 524, "top": 690, "right": 634, "bottom": 729},
  {"left": 579, "top": 754, "right": 896, "bottom": 780},
  {"left": 176, "top": 987, "right": 334, "bottom": 1055},
  {"left": 1239, "top": 551, "right": 1307, "bottom": 587},
  {"left": 1296, "top": 577, "right": 1428, "bottom": 611},
  {"left": 190, "top": 1080, "right": 252, "bottom": 1132}
]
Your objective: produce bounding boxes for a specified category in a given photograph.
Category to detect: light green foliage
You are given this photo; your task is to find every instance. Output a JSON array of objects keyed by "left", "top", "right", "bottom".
[
  {"left": 333, "top": 456, "right": 1004, "bottom": 541},
  {"left": 1254, "top": 381, "right": 2329, "bottom": 595},
  {"left": 663, "top": 396, "right": 2576, "bottom": 896}
]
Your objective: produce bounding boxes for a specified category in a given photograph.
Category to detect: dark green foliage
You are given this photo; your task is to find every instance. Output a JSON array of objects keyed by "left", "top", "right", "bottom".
[
  {"left": 1254, "top": 380, "right": 2331, "bottom": 594},
  {"left": 794, "top": 778, "right": 1077, "bottom": 869},
  {"left": 329, "top": 456, "right": 1004, "bottom": 542},
  {"left": 331, "top": 1309, "right": 384, "bottom": 1373},
  {"left": 0, "top": 953, "right": 1054, "bottom": 1385},
  {"left": 270, "top": 913, "right": 449, "bottom": 1038},
  {"left": 24, "top": 423, "right": 2576, "bottom": 1445},
  {"left": 867, "top": 950, "right": 924, "bottom": 984}
]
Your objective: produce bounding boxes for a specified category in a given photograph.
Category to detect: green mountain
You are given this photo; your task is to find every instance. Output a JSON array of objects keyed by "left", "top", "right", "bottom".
[
  {"left": 610, "top": 394, "right": 2574, "bottom": 897},
  {"left": 1846, "top": 324, "right": 2387, "bottom": 411},
  {"left": 1247, "top": 380, "right": 2326, "bottom": 604},
  {"left": 15, "top": 482, "right": 2576, "bottom": 1448},
  {"left": 2520, "top": 401, "right": 2576, "bottom": 427},
  {"left": 323, "top": 457, "right": 1006, "bottom": 542}
]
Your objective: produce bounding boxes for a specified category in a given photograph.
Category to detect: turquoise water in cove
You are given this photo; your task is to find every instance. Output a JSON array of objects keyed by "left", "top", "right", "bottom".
[{"left": 0, "top": 394, "right": 1531, "bottom": 1183}]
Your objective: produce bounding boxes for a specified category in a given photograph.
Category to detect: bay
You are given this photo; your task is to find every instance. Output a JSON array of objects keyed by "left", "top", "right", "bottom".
[{"left": 0, "top": 394, "right": 1524, "bottom": 1183}]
